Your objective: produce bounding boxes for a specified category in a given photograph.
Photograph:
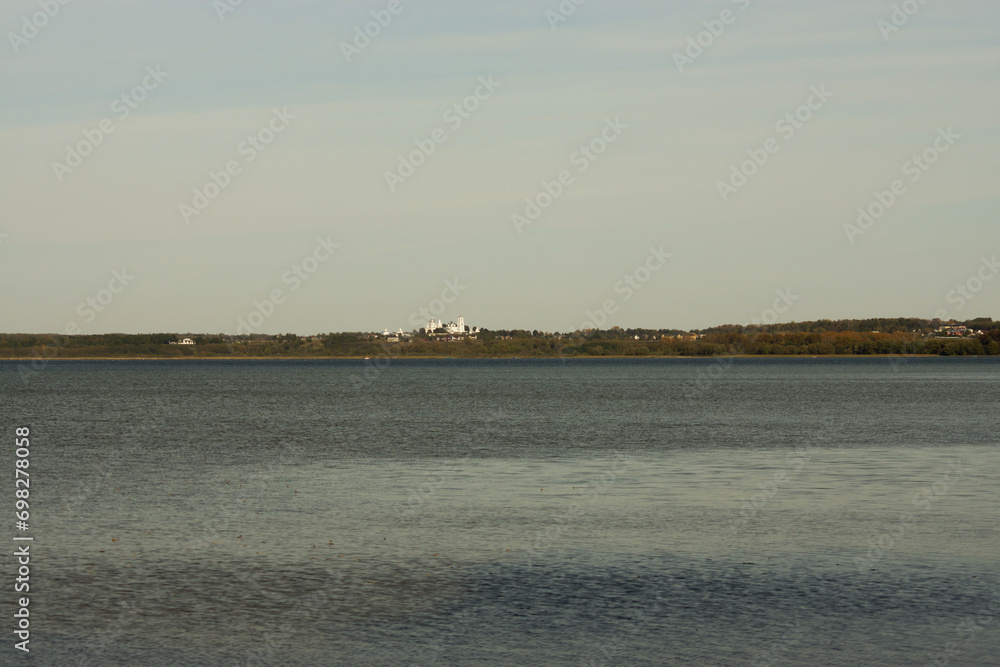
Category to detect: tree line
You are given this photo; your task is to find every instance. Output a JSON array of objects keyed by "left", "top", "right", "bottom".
[{"left": 0, "top": 321, "right": 998, "bottom": 358}]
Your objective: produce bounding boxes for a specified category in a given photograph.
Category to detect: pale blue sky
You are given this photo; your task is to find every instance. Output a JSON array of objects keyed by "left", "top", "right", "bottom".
[{"left": 1, "top": 0, "right": 998, "bottom": 334}]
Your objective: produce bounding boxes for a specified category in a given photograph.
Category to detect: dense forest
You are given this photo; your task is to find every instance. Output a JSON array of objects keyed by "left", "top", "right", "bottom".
[{"left": 1, "top": 319, "right": 998, "bottom": 359}]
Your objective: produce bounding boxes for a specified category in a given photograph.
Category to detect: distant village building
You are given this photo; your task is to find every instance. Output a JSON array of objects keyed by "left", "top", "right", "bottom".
[
  {"left": 933, "top": 325, "right": 978, "bottom": 338},
  {"left": 424, "top": 316, "right": 479, "bottom": 338},
  {"left": 381, "top": 328, "right": 410, "bottom": 343},
  {"left": 169, "top": 338, "right": 196, "bottom": 345},
  {"left": 373, "top": 316, "right": 480, "bottom": 341}
]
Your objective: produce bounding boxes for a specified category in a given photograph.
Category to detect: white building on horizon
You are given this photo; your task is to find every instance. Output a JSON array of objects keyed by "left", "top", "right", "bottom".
[{"left": 424, "top": 315, "right": 479, "bottom": 336}]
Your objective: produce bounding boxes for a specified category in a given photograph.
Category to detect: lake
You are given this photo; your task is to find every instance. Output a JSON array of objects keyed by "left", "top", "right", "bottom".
[{"left": 2, "top": 357, "right": 998, "bottom": 666}]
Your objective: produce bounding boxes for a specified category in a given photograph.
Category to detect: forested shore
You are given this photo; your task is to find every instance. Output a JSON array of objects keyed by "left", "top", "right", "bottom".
[{"left": 2, "top": 318, "right": 998, "bottom": 359}]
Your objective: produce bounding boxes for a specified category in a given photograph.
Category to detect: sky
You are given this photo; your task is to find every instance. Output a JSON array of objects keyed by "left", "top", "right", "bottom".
[{"left": 1, "top": 0, "right": 998, "bottom": 335}]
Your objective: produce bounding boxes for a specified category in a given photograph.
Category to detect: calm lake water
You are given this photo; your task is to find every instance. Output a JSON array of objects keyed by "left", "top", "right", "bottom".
[{"left": 1, "top": 357, "right": 998, "bottom": 666}]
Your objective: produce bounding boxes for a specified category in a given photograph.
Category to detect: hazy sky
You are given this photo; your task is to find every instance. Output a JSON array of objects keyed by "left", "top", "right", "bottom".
[{"left": 2, "top": 0, "right": 997, "bottom": 334}]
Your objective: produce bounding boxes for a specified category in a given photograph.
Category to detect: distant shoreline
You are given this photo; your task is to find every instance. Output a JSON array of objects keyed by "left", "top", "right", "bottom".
[
  {"left": 0, "top": 354, "right": 963, "bottom": 361},
  {"left": 3, "top": 319, "right": 995, "bottom": 359}
]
